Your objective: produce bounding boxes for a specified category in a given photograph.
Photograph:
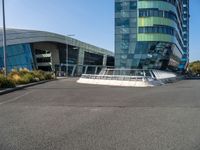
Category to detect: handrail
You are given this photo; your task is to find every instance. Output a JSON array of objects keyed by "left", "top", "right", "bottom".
[
  {"left": 80, "top": 69, "right": 177, "bottom": 81},
  {"left": 80, "top": 74, "right": 152, "bottom": 81}
]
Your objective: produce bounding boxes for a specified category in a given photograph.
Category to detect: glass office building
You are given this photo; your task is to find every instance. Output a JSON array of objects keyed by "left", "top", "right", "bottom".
[
  {"left": 0, "top": 29, "right": 114, "bottom": 75},
  {"left": 115, "top": 0, "right": 189, "bottom": 72}
]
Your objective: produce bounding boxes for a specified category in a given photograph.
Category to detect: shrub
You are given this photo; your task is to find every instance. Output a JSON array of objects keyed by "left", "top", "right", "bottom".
[
  {"left": 2, "top": 68, "right": 54, "bottom": 86},
  {"left": 0, "top": 75, "right": 16, "bottom": 88},
  {"left": 44, "top": 72, "right": 54, "bottom": 80},
  {"left": 16, "top": 73, "right": 36, "bottom": 84},
  {"left": 19, "top": 68, "right": 30, "bottom": 76},
  {"left": 8, "top": 70, "right": 20, "bottom": 82},
  {"left": 32, "top": 70, "right": 45, "bottom": 81},
  {"left": 0, "top": 70, "right": 4, "bottom": 75},
  {"left": 10, "top": 74, "right": 21, "bottom": 82},
  {"left": 32, "top": 70, "right": 54, "bottom": 80},
  {"left": 8, "top": 68, "right": 36, "bottom": 85}
]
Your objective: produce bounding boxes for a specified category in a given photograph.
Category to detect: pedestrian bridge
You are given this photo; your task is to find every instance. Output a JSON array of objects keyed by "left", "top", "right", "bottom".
[{"left": 77, "top": 69, "right": 178, "bottom": 87}]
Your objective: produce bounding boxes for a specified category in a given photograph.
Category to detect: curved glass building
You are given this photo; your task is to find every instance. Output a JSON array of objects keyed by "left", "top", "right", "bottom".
[
  {"left": 0, "top": 29, "right": 114, "bottom": 76},
  {"left": 115, "top": 0, "right": 189, "bottom": 72}
]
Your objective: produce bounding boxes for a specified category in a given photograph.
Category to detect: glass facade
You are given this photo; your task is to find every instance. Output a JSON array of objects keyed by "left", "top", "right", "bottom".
[
  {"left": 58, "top": 45, "right": 79, "bottom": 65},
  {"left": 84, "top": 52, "right": 103, "bottom": 66},
  {"left": 106, "top": 56, "right": 115, "bottom": 67},
  {"left": 179, "top": 0, "right": 189, "bottom": 70},
  {"left": 139, "top": 8, "right": 177, "bottom": 22},
  {"left": 115, "top": 0, "right": 138, "bottom": 69},
  {"left": 132, "top": 41, "right": 181, "bottom": 70},
  {"left": 115, "top": 0, "right": 189, "bottom": 72},
  {"left": 139, "top": 25, "right": 176, "bottom": 35},
  {"left": 0, "top": 44, "right": 34, "bottom": 71}
]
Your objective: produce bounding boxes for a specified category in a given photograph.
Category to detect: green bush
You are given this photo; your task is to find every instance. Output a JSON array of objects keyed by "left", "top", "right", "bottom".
[
  {"left": 32, "top": 70, "right": 46, "bottom": 81},
  {"left": 19, "top": 68, "right": 29, "bottom": 75},
  {"left": 16, "top": 73, "right": 36, "bottom": 85},
  {"left": 0, "top": 70, "right": 4, "bottom": 75},
  {"left": 1, "top": 68, "right": 54, "bottom": 86},
  {"left": 31, "top": 70, "right": 54, "bottom": 80},
  {"left": 188, "top": 61, "right": 200, "bottom": 75},
  {"left": 44, "top": 72, "right": 54, "bottom": 80},
  {"left": 0, "top": 75, "right": 16, "bottom": 88}
]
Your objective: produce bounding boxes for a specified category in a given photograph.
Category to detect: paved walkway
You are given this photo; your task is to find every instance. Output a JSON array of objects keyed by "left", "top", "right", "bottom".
[{"left": 0, "top": 78, "right": 200, "bottom": 150}]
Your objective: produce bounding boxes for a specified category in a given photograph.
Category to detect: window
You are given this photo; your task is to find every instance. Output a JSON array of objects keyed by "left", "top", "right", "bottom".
[
  {"left": 115, "top": 2, "right": 122, "bottom": 12},
  {"left": 139, "top": 9, "right": 177, "bottom": 22},
  {"left": 138, "top": 0, "right": 176, "bottom": 6},
  {"left": 37, "top": 57, "right": 51, "bottom": 63},
  {"left": 115, "top": 18, "right": 130, "bottom": 28},
  {"left": 130, "top": 1, "right": 137, "bottom": 10},
  {"left": 138, "top": 25, "right": 177, "bottom": 36},
  {"left": 122, "top": 34, "right": 130, "bottom": 40}
]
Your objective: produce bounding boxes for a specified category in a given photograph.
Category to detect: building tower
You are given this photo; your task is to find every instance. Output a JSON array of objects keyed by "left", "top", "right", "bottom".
[{"left": 115, "top": 0, "right": 189, "bottom": 72}]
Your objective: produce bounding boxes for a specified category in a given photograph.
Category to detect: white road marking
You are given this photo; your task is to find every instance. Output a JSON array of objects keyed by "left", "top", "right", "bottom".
[{"left": 0, "top": 91, "right": 34, "bottom": 105}]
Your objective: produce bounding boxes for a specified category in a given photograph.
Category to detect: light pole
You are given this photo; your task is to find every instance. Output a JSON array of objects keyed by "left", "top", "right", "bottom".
[{"left": 2, "top": 0, "right": 7, "bottom": 77}]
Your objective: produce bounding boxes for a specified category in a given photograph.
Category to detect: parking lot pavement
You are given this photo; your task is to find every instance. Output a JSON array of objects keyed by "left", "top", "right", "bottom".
[{"left": 0, "top": 78, "right": 200, "bottom": 150}]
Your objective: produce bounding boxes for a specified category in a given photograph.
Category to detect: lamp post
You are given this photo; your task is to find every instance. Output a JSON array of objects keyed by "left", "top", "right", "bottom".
[{"left": 2, "top": 0, "right": 7, "bottom": 77}]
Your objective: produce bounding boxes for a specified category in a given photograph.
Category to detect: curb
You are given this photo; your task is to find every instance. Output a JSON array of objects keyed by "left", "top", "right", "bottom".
[{"left": 0, "top": 79, "right": 56, "bottom": 96}]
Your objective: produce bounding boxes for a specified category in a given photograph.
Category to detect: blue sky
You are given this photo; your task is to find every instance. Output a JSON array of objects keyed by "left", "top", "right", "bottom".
[{"left": 0, "top": 0, "right": 199, "bottom": 61}]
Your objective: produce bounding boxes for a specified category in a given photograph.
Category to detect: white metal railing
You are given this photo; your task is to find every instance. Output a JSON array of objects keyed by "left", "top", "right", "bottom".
[
  {"left": 80, "top": 74, "right": 150, "bottom": 82},
  {"left": 80, "top": 69, "right": 177, "bottom": 81}
]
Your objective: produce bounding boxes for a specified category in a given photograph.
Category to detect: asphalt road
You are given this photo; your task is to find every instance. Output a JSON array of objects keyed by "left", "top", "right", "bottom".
[{"left": 0, "top": 78, "right": 200, "bottom": 150}]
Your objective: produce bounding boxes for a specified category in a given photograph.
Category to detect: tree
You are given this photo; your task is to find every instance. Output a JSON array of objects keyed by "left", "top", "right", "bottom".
[{"left": 188, "top": 61, "right": 200, "bottom": 75}]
